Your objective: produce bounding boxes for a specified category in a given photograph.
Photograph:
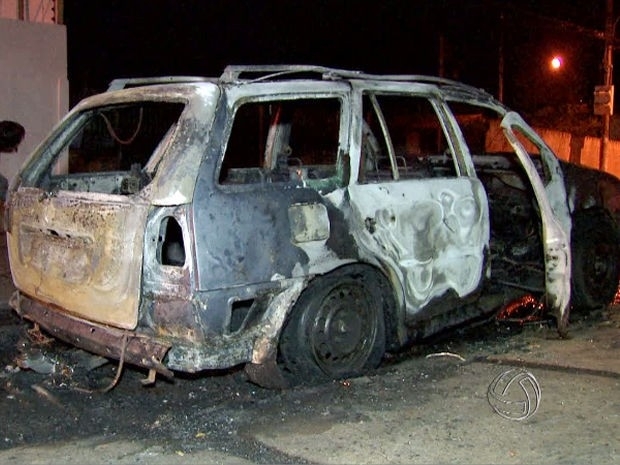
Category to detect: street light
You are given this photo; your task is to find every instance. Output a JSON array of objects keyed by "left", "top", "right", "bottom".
[{"left": 550, "top": 55, "right": 563, "bottom": 71}]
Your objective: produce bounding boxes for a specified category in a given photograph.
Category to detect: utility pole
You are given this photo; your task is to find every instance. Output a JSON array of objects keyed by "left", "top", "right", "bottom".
[{"left": 600, "top": 0, "right": 614, "bottom": 171}]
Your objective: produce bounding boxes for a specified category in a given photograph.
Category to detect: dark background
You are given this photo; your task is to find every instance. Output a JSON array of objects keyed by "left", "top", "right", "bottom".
[{"left": 63, "top": 0, "right": 609, "bottom": 120}]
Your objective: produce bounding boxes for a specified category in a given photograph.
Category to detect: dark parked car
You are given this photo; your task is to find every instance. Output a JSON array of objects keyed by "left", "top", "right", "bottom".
[{"left": 6, "top": 65, "right": 620, "bottom": 388}]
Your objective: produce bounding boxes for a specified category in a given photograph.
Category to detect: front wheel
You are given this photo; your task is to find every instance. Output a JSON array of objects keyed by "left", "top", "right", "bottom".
[
  {"left": 571, "top": 210, "right": 620, "bottom": 311},
  {"left": 278, "top": 268, "right": 386, "bottom": 385}
]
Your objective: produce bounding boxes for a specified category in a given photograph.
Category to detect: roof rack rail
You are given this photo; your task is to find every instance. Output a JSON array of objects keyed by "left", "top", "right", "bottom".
[
  {"left": 104, "top": 67, "right": 492, "bottom": 100},
  {"left": 345, "top": 72, "right": 493, "bottom": 97},
  {"left": 107, "top": 76, "right": 212, "bottom": 92},
  {"left": 220, "top": 64, "right": 364, "bottom": 83},
  {"left": 219, "top": 65, "right": 488, "bottom": 94}
]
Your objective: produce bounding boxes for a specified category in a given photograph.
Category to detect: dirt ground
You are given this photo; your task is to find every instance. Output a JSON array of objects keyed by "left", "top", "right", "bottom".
[{"left": 0, "top": 234, "right": 619, "bottom": 464}]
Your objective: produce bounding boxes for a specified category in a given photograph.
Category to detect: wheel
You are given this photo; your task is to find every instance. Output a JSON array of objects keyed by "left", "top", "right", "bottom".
[
  {"left": 571, "top": 210, "right": 620, "bottom": 310},
  {"left": 278, "top": 268, "right": 386, "bottom": 385}
]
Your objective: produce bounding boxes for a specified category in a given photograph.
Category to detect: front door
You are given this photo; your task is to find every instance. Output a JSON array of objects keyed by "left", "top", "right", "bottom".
[
  {"left": 446, "top": 100, "right": 572, "bottom": 332},
  {"left": 501, "top": 112, "right": 572, "bottom": 330}
]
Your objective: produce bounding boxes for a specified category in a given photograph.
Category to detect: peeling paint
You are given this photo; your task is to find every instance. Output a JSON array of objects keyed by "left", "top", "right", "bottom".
[{"left": 349, "top": 179, "right": 488, "bottom": 311}]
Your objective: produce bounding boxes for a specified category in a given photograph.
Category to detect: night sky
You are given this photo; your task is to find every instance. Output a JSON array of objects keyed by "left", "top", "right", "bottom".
[{"left": 63, "top": 0, "right": 609, "bottom": 112}]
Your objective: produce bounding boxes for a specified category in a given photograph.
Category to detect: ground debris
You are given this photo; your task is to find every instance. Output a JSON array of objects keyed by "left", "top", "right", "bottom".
[
  {"left": 424, "top": 352, "right": 466, "bottom": 362},
  {"left": 9, "top": 327, "right": 112, "bottom": 394},
  {"left": 16, "top": 349, "right": 59, "bottom": 374},
  {"left": 31, "top": 383, "right": 62, "bottom": 407}
]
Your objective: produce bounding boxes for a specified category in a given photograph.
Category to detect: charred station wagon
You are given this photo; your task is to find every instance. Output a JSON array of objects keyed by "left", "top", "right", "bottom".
[{"left": 6, "top": 65, "right": 620, "bottom": 388}]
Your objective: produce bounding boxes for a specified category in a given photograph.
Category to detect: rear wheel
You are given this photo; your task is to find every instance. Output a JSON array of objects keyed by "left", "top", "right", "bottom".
[
  {"left": 278, "top": 267, "right": 386, "bottom": 385},
  {"left": 571, "top": 210, "right": 620, "bottom": 310}
]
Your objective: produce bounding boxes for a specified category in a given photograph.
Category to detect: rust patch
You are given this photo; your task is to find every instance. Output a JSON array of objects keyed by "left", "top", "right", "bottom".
[
  {"left": 11, "top": 292, "right": 173, "bottom": 378},
  {"left": 152, "top": 298, "right": 204, "bottom": 342}
]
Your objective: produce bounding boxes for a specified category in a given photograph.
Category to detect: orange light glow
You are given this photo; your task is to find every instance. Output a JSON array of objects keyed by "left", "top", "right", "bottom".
[{"left": 550, "top": 56, "right": 563, "bottom": 70}]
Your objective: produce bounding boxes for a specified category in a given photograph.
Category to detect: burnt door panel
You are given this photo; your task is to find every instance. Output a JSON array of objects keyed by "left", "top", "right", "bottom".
[
  {"left": 193, "top": 91, "right": 350, "bottom": 290},
  {"left": 349, "top": 91, "right": 490, "bottom": 316},
  {"left": 348, "top": 178, "right": 489, "bottom": 312}
]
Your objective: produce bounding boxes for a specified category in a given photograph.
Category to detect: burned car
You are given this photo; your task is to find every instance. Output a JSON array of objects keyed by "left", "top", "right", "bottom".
[{"left": 5, "top": 65, "right": 620, "bottom": 388}]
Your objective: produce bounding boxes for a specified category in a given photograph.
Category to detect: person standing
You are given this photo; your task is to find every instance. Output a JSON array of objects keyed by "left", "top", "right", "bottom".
[{"left": 0, "top": 120, "right": 25, "bottom": 223}]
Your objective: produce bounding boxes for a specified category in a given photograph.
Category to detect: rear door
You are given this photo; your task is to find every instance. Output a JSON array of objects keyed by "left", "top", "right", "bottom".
[
  {"left": 192, "top": 81, "right": 353, "bottom": 291},
  {"left": 7, "top": 99, "right": 185, "bottom": 329},
  {"left": 347, "top": 83, "right": 490, "bottom": 314}
]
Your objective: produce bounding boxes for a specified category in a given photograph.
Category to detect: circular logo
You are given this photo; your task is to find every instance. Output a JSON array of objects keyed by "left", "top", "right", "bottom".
[{"left": 487, "top": 368, "right": 541, "bottom": 421}]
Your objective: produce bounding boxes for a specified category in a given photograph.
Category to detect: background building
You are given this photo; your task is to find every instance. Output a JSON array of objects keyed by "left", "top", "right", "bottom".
[{"left": 0, "top": 0, "right": 67, "bottom": 185}]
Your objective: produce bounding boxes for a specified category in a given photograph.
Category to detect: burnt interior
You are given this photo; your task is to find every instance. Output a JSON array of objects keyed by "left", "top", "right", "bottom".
[
  {"left": 404, "top": 152, "right": 546, "bottom": 341},
  {"left": 25, "top": 101, "right": 184, "bottom": 195},
  {"left": 476, "top": 155, "right": 545, "bottom": 294}
]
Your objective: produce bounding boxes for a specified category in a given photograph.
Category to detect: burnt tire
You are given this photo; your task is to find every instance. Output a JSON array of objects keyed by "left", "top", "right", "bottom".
[
  {"left": 571, "top": 210, "right": 620, "bottom": 310},
  {"left": 278, "top": 267, "right": 386, "bottom": 385}
]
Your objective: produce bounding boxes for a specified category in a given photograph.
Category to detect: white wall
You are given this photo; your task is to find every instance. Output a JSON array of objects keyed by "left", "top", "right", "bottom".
[{"left": 0, "top": 16, "right": 67, "bottom": 184}]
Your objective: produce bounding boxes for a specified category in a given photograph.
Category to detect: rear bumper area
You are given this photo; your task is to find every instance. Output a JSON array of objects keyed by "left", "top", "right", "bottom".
[{"left": 10, "top": 291, "right": 173, "bottom": 378}]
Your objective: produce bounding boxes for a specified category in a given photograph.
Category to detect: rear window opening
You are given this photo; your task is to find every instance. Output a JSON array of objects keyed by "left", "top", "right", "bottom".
[
  {"left": 157, "top": 216, "right": 186, "bottom": 267},
  {"left": 26, "top": 101, "right": 185, "bottom": 195}
]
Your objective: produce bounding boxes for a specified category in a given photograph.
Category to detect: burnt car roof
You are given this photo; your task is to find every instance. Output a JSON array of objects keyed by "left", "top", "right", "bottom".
[{"left": 106, "top": 64, "right": 497, "bottom": 103}]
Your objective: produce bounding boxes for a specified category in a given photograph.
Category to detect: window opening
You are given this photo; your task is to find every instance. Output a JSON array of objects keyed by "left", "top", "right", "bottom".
[
  {"left": 219, "top": 98, "right": 342, "bottom": 191},
  {"left": 27, "top": 102, "right": 184, "bottom": 195},
  {"left": 447, "top": 101, "right": 547, "bottom": 183},
  {"left": 360, "top": 93, "right": 456, "bottom": 183}
]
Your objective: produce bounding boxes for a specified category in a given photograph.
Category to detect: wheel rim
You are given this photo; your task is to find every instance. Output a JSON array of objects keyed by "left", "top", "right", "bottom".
[
  {"left": 583, "top": 241, "right": 618, "bottom": 295},
  {"left": 306, "top": 283, "right": 378, "bottom": 376}
]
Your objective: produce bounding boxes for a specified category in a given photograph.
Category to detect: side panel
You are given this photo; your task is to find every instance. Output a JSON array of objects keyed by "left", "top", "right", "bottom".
[
  {"left": 348, "top": 178, "right": 489, "bottom": 313},
  {"left": 192, "top": 186, "right": 349, "bottom": 290},
  {"left": 7, "top": 189, "right": 148, "bottom": 329},
  {"left": 191, "top": 84, "right": 354, "bottom": 291}
]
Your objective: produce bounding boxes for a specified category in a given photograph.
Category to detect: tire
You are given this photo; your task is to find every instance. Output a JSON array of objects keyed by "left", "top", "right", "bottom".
[
  {"left": 571, "top": 209, "right": 620, "bottom": 310},
  {"left": 278, "top": 267, "right": 386, "bottom": 385}
]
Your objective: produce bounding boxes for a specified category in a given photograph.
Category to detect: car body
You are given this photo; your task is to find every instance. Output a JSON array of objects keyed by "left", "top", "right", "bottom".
[{"left": 6, "top": 65, "right": 620, "bottom": 387}]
